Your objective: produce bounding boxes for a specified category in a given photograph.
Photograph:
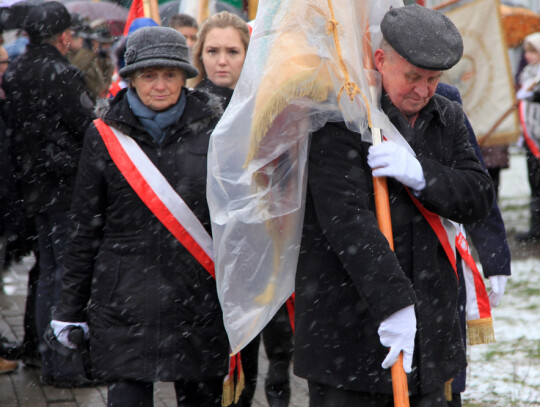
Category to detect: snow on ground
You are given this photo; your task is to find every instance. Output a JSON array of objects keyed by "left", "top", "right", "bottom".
[{"left": 463, "top": 149, "right": 540, "bottom": 407}]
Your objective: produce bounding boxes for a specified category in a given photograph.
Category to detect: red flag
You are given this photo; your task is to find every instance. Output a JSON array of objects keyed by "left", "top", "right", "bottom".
[{"left": 124, "top": 0, "right": 145, "bottom": 36}]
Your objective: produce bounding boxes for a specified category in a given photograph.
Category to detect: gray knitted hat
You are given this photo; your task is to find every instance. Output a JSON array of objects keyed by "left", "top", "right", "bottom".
[{"left": 119, "top": 26, "right": 198, "bottom": 79}]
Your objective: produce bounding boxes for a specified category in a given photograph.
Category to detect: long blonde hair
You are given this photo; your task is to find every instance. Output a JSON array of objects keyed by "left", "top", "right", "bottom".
[{"left": 189, "top": 11, "right": 250, "bottom": 88}]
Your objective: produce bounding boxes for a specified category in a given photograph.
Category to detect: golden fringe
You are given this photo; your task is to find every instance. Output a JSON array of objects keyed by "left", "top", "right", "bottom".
[
  {"left": 221, "top": 375, "right": 234, "bottom": 406},
  {"left": 445, "top": 379, "right": 454, "bottom": 401},
  {"left": 245, "top": 73, "right": 331, "bottom": 166},
  {"left": 467, "top": 317, "right": 496, "bottom": 345},
  {"left": 234, "top": 365, "right": 245, "bottom": 403}
]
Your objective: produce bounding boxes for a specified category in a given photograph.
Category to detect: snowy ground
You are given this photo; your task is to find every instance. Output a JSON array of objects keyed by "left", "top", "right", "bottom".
[{"left": 462, "top": 149, "right": 540, "bottom": 407}]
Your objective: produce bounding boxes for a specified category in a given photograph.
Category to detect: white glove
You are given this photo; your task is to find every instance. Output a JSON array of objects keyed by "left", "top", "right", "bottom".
[
  {"left": 516, "top": 88, "right": 534, "bottom": 100},
  {"left": 50, "top": 320, "right": 89, "bottom": 349},
  {"left": 488, "top": 275, "right": 508, "bottom": 308},
  {"left": 377, "top": 304, "right": 416, "bottom": 373},
  {"left": 368, "top": 142, "right": 426, "bottom": 191}
]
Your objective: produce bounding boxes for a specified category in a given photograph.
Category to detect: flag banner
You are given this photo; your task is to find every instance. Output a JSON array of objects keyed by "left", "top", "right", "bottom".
[
  {"left": 124, "top": 0, "right": 146, "bottom": 35},
  {"left": 207, "top": 0, "right": 408, "bottom": 353},
  {"left": 439, "top": 0, "right": 520, "bottom": 147}
]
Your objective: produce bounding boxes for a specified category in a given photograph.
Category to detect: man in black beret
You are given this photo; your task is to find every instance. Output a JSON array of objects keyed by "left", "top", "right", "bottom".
[
  {"left": 293, "top": 4, "right": 494, "bottom": 406},
  {"left": 2, "top": 0, "right": 94, "bottom": 388}
]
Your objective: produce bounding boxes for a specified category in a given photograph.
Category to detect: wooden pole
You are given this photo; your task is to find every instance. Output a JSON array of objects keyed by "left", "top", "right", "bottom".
[
  {"left": 360, "top": 0, "right": 410, "bottom": 403},
  {"left": 248, "top": 0, "right": 259, "bottom": 20},
  {"left": 478, "top": 102, "right": 518, "bottom": 147},
  {"left": 148, "top": 0, "right": 161, "bottom": 25},
  {"left": 371, "top": 128, "right": 410, "bottom": 407}
]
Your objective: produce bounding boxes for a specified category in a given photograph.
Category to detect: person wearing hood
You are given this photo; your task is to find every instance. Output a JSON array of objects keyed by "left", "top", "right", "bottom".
[
  {"left": 50, "top": 26, "right": 229, "bottom": 406},
  {"left": 1, "top": 1, "right": 95, "bottom": 387}
]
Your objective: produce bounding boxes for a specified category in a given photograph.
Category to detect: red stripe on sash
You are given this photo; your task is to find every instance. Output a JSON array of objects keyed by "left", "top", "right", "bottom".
[
  {"left": 456, "top": 233, "right": 491, "bottom": 319},
  {"left": 406, "top": 190, "right": 458, "bottom": 279},
  {"left": 94, "top": 119, "right": 215, "bottom": 279}
]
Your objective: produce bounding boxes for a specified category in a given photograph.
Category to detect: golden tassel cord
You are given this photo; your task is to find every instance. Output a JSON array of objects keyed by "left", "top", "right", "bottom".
[
  {"left": 444, "top": 379, "right": 454, "bottom": 401},
  {"left": 234, "top": 366, "right": 245, "bottom": 403},
  {"left": 467, "top": 317, "right": 496, "bottom": 345},
  {"left": 221, "top": 375, "right": 234, "bottom": 406}
]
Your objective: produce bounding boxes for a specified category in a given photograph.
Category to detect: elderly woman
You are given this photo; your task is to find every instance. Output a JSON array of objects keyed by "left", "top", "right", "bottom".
[{"left": 50, "top": 27, "right": 228, "bottom": 407}]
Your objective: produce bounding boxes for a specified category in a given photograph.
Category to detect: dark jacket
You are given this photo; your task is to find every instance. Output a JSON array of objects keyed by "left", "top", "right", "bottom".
[
  {"left": 436, "top": 82, "right": 511, "bottom": 394},
  {"left": 196, "top": 77, "right": 234, "bottom": 108},
  {"left": 53, "top": 88, "right": 229, "bottom": 383},
  {"left": 293, "top": 94, "right": 494, "bottom": 395},
  {"left": 1, "top": 42, "right": 95, "bottom": 215}
]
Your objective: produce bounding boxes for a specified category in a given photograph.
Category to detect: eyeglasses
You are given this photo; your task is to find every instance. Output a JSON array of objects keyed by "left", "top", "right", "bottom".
[{"left": 0, "top": 59, "right": 10, "bottom": 64}]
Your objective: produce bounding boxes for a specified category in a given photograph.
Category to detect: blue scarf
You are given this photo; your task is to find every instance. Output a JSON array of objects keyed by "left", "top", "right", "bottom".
[{"left": 127, "top": 88, "right": 186, "bottom": 145}]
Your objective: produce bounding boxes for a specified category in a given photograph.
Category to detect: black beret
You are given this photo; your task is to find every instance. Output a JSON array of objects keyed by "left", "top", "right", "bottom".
[
  {"left": 24, "top": 1, "right": 71, "bottom": 42},
  {"left": 381, "top": 4, "right": 463, "bottom": 71}
]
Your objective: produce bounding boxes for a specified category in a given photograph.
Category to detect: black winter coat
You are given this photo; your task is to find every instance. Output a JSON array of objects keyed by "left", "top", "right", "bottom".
[
  {"left": 293, "top": 94, "right": 494, "bottom": 395},
  {"left": 54, "top": 88, "right": 229, "bottom": 383},
  {"left": 2, "top": 43, "right": 95, "bottom": 215}
]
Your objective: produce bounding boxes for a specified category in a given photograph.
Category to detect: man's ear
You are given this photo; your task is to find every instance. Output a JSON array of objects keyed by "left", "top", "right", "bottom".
[{"left": 374, "top": 49, "right": 385, "bottom": 72}]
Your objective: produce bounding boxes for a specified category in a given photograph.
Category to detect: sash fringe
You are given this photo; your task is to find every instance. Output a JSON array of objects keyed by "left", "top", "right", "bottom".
[
  {"left": 467, "top": 317, "right": 495, "bottom": 345},
  {"left": 445, "top": 379, "right": 454, "bottom": 401}
]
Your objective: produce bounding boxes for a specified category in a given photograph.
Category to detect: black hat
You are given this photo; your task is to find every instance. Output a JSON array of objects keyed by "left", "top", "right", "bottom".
[
  {"left": 119, "top": 26, "right": 198, "bottom": 79},
  {"left": 24, "top": 1, "right": 71, "bottom": 42},
  {"left": 381, "top": 4, "right": 463, "bottom": 71},
  {"left": 71, "top": 13, "right": 92, "bottom": 39}
]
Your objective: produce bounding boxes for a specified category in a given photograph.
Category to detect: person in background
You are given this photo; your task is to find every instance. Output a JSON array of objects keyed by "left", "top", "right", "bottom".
[
  {"left": 67, "top": 14, "right": 109, "bottom": 101},
  {"left": 0, "top": 51, "right": 19, "bottom": 374},
  {"left": 437, "top": 82, "right": 511, "bottom": 407},
  {"left": 192, "top": 11, "right": 294, "bottom": 407},
  {"left": 293, "top": 5, "right": 494, "bottom": 406},
  {"left": 2, "top": 1, "right": 95, "bottom": 387},
  {"left": 169, "top": 13, "right": 199, "bottom": 53},
  {"left": 515, "top": 32, "right": 540, "bottom": 243},
  {"left": 4, "top": 30, "right": 28, "bottom": 61},
  {"left": 51, "top": 26, "right": 229, "bottom": 407},
  {"left": 90, "top": 26, "right": 116, "bottom": 95}
]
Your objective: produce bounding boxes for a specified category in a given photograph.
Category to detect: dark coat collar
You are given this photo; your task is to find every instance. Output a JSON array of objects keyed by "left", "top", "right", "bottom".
[{"left": 102, "top": 87, "right": 222, "bottom": 146}]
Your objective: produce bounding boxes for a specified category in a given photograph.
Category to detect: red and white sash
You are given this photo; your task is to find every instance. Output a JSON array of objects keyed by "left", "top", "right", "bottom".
[
  {"left": 518, "top": 101, "right": 540, "bottom": 159},
  {"left": 94, "top": 118, "right": 215, "bottom": 277},
  {"left": 94, "top": 119, "right": 244, "bottom": 405},
  {"left": 407, "top": 191, "right": 494, "bottom": 345}
]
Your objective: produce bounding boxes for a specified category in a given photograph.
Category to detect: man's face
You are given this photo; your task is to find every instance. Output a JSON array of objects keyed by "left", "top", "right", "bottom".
[
  {"left": 374, "top": 47, "right": 442, "bottom": 116},
  {"left": 176, "top": 26, "right": 198, "bottom": 52}
]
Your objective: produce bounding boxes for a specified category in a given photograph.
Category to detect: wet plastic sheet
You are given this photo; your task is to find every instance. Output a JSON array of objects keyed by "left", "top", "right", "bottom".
[{"left": 207, "top": 0, "right": 406, "bottom": 353}]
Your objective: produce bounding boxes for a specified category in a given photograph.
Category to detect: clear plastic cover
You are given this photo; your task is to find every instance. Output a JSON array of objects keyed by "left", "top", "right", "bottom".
[{"left": 207, "top": 0, "right": 407, "bottom": 353}]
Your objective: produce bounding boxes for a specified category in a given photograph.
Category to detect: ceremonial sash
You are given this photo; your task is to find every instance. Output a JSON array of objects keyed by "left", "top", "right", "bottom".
[
  {"left": 518, "top": 101, "right": 540, "bottom": 159},
  {"left": 94, "top": 118, "right": 215, "bottom": 277},
  {"left": 406, "top": 190, "right": 494, "bottom": 345},
  {"left": 455, "top": 226, "right": 494, "bottom": 345},
  {"left": 94, "top": 119, "right": 244, "bottom": 405}
]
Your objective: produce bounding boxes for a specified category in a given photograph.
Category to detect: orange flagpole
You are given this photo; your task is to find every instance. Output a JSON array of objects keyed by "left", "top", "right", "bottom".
[{"left": 362, "top": 3, "right": 410, "bottom": 407}]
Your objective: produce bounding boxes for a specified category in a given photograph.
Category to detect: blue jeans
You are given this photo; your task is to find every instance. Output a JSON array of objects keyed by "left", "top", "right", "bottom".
[{"left": 35, "top": 211, "right": 70, "bottom": 379}]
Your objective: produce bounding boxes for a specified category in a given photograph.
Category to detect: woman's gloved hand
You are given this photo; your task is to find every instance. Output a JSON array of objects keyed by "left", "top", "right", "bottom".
[{"left": 50, "top": 320, "right": 89, "bottom": 349}]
